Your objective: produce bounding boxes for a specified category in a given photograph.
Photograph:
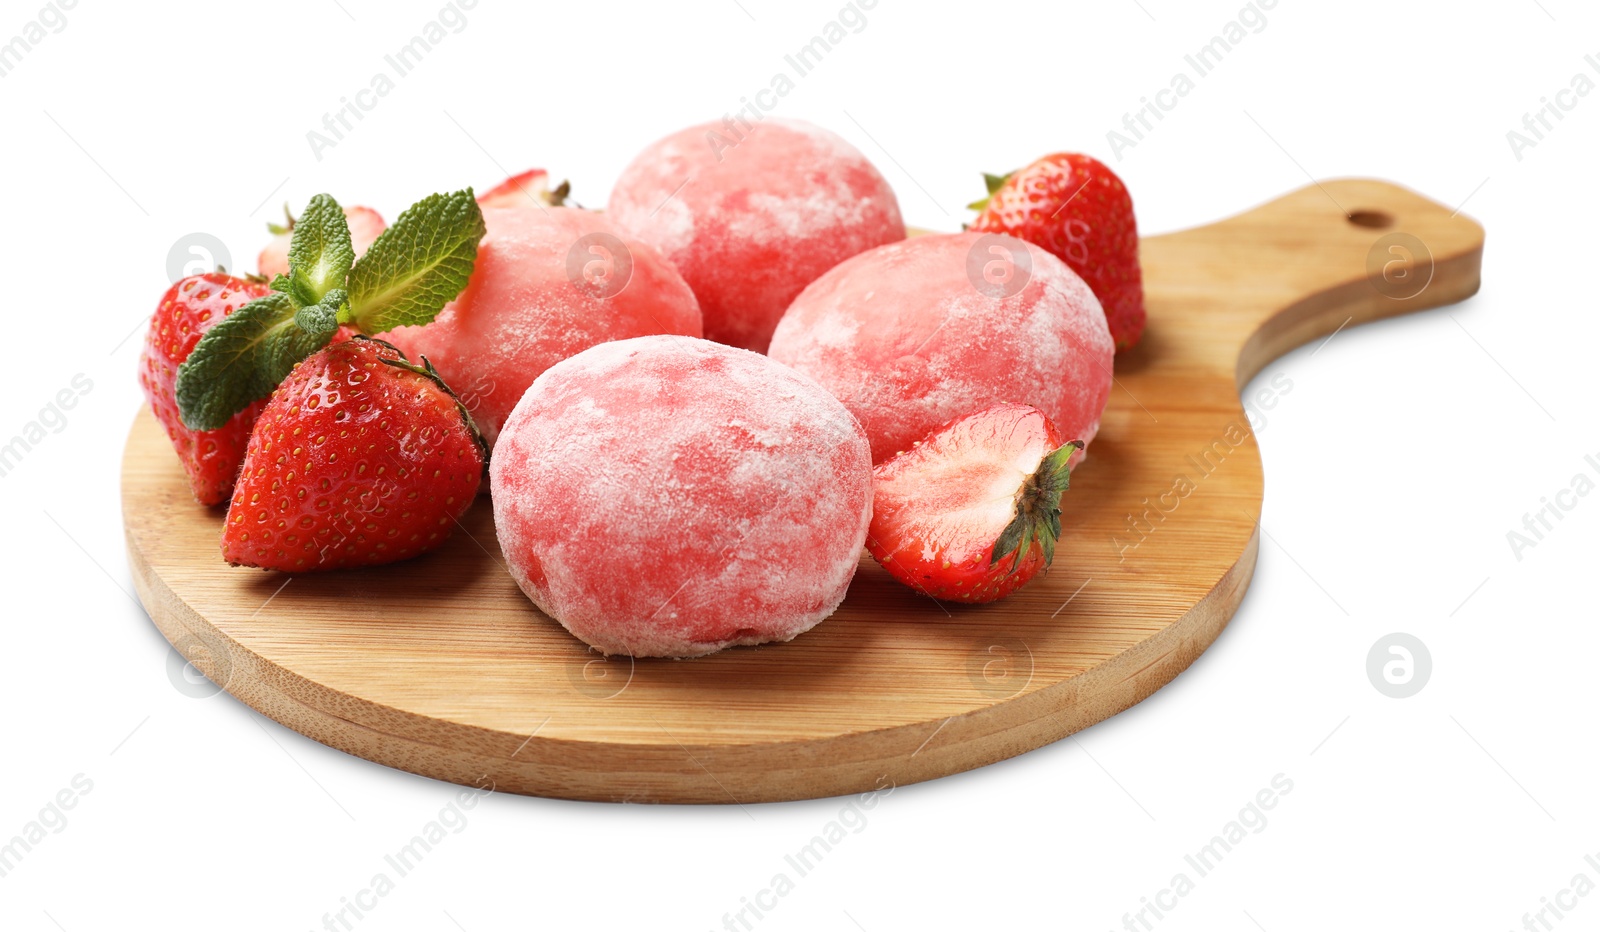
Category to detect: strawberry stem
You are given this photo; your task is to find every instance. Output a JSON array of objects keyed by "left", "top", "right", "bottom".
[{"left": 266, "top": 202, "right": 297, "bottom": 236}]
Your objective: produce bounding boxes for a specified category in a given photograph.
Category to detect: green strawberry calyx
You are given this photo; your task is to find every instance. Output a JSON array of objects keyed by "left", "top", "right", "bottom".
[
  {"left": 965, "top": 171, "right": 1014, "bottom": 213},
  {"left": 266, "top": 202, "right": 297, "bottom": 236},
  {"left": 989, "top": 439, "right": 1085, "bottom": 573},
  {"left": 175, "top": 189, "right": 486, "bottom": 432}
]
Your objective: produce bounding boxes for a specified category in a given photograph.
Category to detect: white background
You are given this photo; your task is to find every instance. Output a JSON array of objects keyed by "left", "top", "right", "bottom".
[{"left": 1, "top": 0, "right": 1595, "bottom": 929}]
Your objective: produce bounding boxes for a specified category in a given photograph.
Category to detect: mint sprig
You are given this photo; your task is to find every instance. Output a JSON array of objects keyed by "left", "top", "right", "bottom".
[{"left": 175, "top": 189, "right": 483, "bottom": 432}]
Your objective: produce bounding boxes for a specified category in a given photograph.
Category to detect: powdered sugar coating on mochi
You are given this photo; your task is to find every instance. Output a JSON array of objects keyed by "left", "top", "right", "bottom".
[
  {"left": 768, "top": 232, "right": 1115, "bottom": 464},
  {"left": 379, "top": 206, "right": 701, "bottom": 449},
  {"left": 607, "top": 118, "right": 905, "bottom": 353},
  {"left": 490, "top": 335, "right": 873, "bottom": 658}
]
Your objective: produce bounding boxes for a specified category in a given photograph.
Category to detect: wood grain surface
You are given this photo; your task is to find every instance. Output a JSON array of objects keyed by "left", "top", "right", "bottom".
[{"left": 122, "top": 179, "right": 1485, "bottom": 803}]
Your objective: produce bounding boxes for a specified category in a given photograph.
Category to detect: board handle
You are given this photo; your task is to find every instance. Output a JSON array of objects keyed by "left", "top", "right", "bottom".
[{"left": 1137, "top": 178, "right": 1485, "bottom": 388}]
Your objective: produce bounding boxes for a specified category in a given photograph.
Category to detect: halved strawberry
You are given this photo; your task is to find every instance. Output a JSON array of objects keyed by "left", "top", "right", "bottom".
[
  {"left": 866, "top": 403, "right": 1083, "bottom": 603},
  {"left": 477, "top": 169, "right": 570, "bottom": 210},
  {"left": 139, "top": 272, "right": 274, "bottom": 505},
  {"left": 222, "top": 338, "right": 486, "bottom": 572},
  {"left": 969, "top": 153, "right": 1146, "bottom": 351}
]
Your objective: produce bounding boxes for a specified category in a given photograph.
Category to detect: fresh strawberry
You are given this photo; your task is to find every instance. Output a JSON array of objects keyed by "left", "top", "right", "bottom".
[
  {"left": 222, "top": 338, "right": 486, "bottom": 572},
  {"left": 969, "top": 153, "right": 1146, "bottom": 351},
  {"left": 139, "top": 272, "right": 274, "bottom": 505},
  {"left": 866, "top": 403, "right": 1083, "bottom": 603},
  {"left": 258, "top": 204, "right": 386, "bottom": 280},
  {"left": 477, "top": 169, "right": 570, "bottom": 210}
]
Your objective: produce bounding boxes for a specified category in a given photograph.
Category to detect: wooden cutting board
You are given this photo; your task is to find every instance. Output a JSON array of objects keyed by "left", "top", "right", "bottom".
[{"left": 123, "top": 179, "right": 1484, "bottom": 804}]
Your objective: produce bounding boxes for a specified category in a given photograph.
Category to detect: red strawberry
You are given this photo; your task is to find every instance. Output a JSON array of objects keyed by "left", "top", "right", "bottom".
[
  {"left": 222, "top": 338, "right": 486, "bottom": 572},
  {"left": 139, "top": 272, "right": 274, "bottom": 505},
  {"left": 969, "top": 153, "right": 1146, "bottom": 351},
  {"left": 866, "top": 403, "right": 1082, "bottom": 603},
  {"left": 257, "top": 205, "right": 386, "bottom": 280},
  {"left": 477, "top": 169, "right": 570, "bottom": 210}
]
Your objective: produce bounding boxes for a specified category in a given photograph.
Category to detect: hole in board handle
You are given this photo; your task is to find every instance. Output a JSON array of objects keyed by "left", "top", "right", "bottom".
[{"left": 1347, "top": 210, "right": 1394, "bottom": 229}]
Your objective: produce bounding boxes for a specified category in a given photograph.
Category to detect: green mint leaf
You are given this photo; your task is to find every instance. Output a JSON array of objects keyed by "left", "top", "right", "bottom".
[
  {"left": 286, "top": 193, "right": 355, "bottom": 308},
  {"left": 295, "top": 301, "right": 341, "bottom": 336},
  {"left": 175, "top": 292, "right": 333, "bottom": 431},
  {"left": 294, "top": 288, "right": 347, "bottom": 335},
  {"left": 346, "top": 189, "right": 484, "bottom": 334}
]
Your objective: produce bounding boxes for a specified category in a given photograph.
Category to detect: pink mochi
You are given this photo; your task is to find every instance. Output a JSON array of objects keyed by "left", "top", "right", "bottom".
[
  {"left": 607, "top": 118, "right": 905, "bottom": 354},
  {"left": 490, "top": 335, "right": 873, "bottom": 659},
  {"left": 381, "top": 206, "right": 701, "bottom": 448},
  {"left": 767, "top": 231, "right": 1115, "bottom": 464}
]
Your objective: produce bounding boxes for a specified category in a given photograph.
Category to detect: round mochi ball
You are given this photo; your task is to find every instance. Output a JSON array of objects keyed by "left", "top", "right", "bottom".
[
  {"left": 607, "top": 118, "right": 905, "bottom": 354},
  {"left": 491, "top": 334, "right": 873, "bottom": 658},
  {"left": 768, "top": 231, "right": 1115, "bottom": 464},
  {"left": 380, "top": 206, "right": 701, "bottom": 449}
]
